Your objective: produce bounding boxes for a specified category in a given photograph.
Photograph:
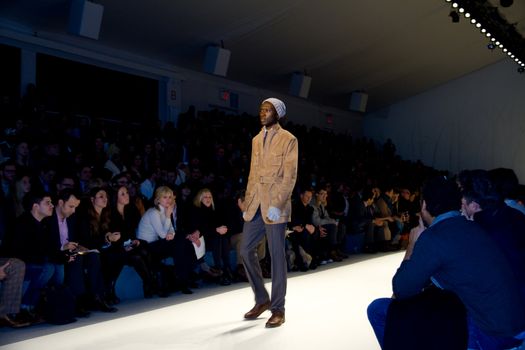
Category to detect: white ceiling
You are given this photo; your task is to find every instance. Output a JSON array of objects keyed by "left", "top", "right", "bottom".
[{"left": 1, "top": 0, "right": 524, "bottom": 112}]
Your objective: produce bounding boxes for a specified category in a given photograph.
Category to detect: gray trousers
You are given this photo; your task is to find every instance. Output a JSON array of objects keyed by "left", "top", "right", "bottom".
[{"left": 240, "top": 209, "right": 287, "bottom": 312}]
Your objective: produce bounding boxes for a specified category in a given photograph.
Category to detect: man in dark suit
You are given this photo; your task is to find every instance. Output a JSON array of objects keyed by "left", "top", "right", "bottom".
[{"left": 47, "top": 189, "right": 115, "bottom": 314}]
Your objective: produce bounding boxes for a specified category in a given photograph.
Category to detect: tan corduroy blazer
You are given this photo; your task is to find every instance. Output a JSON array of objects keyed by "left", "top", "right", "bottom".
[{"left": 244, "top": 123, "right": 298, "bottom": 224}]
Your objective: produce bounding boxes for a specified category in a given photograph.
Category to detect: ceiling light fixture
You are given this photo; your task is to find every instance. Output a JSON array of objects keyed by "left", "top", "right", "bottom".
[{"left": 444, "top": 0, "right": 525, "bottom": 72}]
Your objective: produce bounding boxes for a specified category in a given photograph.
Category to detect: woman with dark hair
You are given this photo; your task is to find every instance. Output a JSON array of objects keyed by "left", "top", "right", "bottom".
[
  {"left": 76, "top": 187, "right": 121, "bottom": 308},
  {"left": 12, "top": 173, "right": 32, "bottom": 217},
  {"left": 108, "top": 185, "right": 154, "bottom": 298}
]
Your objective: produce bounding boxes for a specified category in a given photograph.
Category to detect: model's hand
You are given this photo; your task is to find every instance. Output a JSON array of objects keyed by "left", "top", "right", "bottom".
[
  {"left": 165, "top": 232, "right": 175, "bottom": 241},
  {"left": 267, "top": 206, "right": 281, "bottom": 221}
]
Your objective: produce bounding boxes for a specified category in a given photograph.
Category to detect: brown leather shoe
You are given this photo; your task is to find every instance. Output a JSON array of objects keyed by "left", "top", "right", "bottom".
[
  {"left": 265, "top": 310, "right": 285, "bottom": 328},
  {"left": 244, "top": 301, "right": 270, "bottom": 319},
  {"left": 0, "top": 314, "right": 31, "bottom": 328}
]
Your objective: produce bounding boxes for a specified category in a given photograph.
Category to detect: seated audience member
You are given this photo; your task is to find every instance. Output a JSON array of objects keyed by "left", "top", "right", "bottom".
[
  {"left": 189, "top": 188, "right": 231, "bottom": 284},
  {"left": 347, "top": 187, "right": 375, "bottom": 241},
  {"left": 460, "top": 169, "right": 525, "bottom": 299},
  {"left": 1, "top": 160, "right": 17, "bottom": 199},
  {"left": 7, "top": 172, "right": 32, "bottom": 218},
  {"left": 77, "top": 164, "right": 93, "bottom": 194},
  {"left": 33, "top": 164, "right": 56, "bottom": 194},
  {"left": 288, "top": 187, "right": 316, "bottom": 271},
  {"left": 76, "top": 187, "right": 120, "bottom": 309},
  {"left": 9, "top": 191, "right": 60, "bottom": 320},
  {"left": 327, "top": 182, "right": 350, "bottom": 258},
  {"left": 367, "top": 176, "right": 525, "bottom": 350},
  {"left": 311, "top": 186, "right": 342, "bottom": 263},
  {"left": 13, "top": 140, "right": 33, "bottom": 174},
  {"left": 104, "top": 151, "right": 127, "bottom": 179},
  {"left": 54, "top": 173, "right": 77, "bottom": 195},
  {"left": 489, "top": 167, "right": 525, "bottom": 216},
  {"left": 370, "top": 185, "right": 399, "bottom": 252},
  {"left": 396, "top": 186, "right": 420, "bottom": 241},
  {"left": 137, "top": 186, "right": 194, "bottom": 295},
  {"left": 47, "top": 189, "right": 114, "bottom": 314},
  {"left": 108, "top": 184, "right": 155, "bottom": 298},
  {"left": 0, "top": 258, "right": 30, "bottom": 328},
  {"left": 139, "top": 167, "right": 160, "bottom": 204},
  {"left": 228, "top": 190, "right": 267, "bottom": 281}
]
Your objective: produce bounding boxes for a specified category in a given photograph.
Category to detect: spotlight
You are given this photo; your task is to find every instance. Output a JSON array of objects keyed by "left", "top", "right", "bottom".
[
  {"left": 465, "top": 12, "right": 471, "bottom": 18},
  {"left": 476, "top": 23, "right": 482, "bottom": 28},
  {"left": 458, "top": 7, "right": 465, "bottom": 13},
  {"left": 449, "top": 11, "right": 460, "bottom": 23},
  {"left": 452, "top": 2, "right": 459, "bottom": 8},
  {"left": 487, "top": 43, "right": 496, "bottom": 50},
  {"left": 518, "top": 67, "right": 524, "bottom": 74},
  {"left": 500, "top": 0, "right": 513, "bottom": 7}
]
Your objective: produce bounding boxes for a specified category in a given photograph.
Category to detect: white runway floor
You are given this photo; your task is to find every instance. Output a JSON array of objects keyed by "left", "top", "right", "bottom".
[{"left": 0, "top": 252, "right": 403, "bottom": 350}]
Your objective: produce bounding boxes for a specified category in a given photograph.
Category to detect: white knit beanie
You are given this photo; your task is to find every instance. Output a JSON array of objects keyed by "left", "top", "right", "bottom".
[{"left": 263, "top": 98, "right": 286, "bottom": 118}]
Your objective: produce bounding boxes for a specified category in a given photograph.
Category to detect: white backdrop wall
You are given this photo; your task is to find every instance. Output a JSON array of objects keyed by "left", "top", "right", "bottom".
[{"left": 363, "top": 59, "right": 525, "bottom": 182}]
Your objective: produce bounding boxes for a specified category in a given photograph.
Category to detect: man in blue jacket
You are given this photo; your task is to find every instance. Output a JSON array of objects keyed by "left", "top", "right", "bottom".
[{"left": 368, "top": 176, "right": 525, "bottom": 350}]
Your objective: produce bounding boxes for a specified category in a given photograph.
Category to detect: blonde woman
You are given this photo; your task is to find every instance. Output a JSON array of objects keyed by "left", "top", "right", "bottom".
[
  {"left": 189, "top": 188, "right": 231, "bottom": 284},
  {"left": 137, "top": 186, "right": 194, "bottom": 295}
]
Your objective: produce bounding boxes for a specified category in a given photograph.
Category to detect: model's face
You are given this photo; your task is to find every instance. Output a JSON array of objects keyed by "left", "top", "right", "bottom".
[{"left": 259, "top": 102, "right": 278, "bottom": 127}]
